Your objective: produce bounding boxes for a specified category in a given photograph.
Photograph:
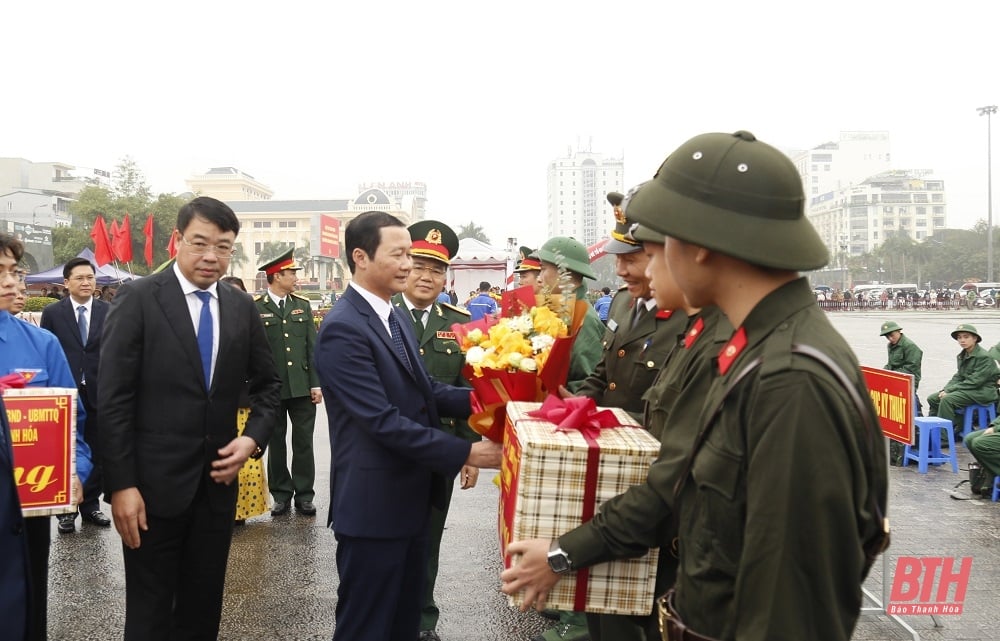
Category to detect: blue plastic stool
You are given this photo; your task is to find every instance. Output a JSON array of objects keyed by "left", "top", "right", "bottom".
[
  {"left": 956, "top": 403, "right": 997, "bottom": 441},
  {"left": 904, "top": 417, "right": 958, "bottom": 474},
  {"left": 993, "top": 476, "right": 1000, "bottom": 502}
]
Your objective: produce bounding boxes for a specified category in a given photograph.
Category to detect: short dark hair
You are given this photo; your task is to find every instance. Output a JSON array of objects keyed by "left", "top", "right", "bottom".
[
  {"left": 602, "top": 287, "right": 611, "bottom": 295},
  {"left": 176, "top": 196, "right": 240, "bottom": 236},
  {"left": 344, "top": 211, "right": 404, "bottom": 275},
  {"left": 221, "top": 276, "right": 247, "bottom": 292},
  {"left": 479, "top": 281, "right": 491, "bottom": 292},
  {"left": 0, "top": 233, "right": 24, "bottom": 262},
  {"left": 63, "top": 257, "right": 96, "bottom": 280}
]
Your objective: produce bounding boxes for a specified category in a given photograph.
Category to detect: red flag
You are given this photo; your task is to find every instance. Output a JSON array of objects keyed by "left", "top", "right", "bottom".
[
  {"left": 166, "top": 231, "right": 178, "bottom": 259},
  {"left": 114, "top": 213, "right": 134, "bottom": 263},
  {"left": 90, "top": 216, "right": 113, "bottom": 267},
  {"left": 143, "top": 215, "right": 154, "bottom": 267}
]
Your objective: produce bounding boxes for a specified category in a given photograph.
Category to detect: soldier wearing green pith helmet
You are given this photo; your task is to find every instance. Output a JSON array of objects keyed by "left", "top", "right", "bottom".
[{"left": 928, "top": 323, "right": 999, "bottom": 440}]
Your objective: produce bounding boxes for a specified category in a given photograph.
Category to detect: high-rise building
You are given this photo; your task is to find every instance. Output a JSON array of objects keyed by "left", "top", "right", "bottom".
[
  {"left": 546, "top": 147, "right": 624, "bottom": 248},
  {"left": 186, "top": 167, "right": 274, "bottom": 201}
]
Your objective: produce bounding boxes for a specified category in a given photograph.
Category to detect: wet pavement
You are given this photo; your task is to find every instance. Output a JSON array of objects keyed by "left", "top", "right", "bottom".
[{"left": 47, "top": 308, "right": 1000, "bottom": 640}]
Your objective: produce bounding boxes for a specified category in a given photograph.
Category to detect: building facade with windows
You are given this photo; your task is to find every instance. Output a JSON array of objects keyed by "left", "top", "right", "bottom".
[
  {"left": 546, "top": 148, "right": 624, "bottom": 248},
  {"left": 186, "top": 167, "right": 274, "bottom": 201}
]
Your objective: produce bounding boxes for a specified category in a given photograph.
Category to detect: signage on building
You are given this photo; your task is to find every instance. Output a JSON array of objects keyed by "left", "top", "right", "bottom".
[{"left": 319, "top": 215, "right": 340, "bottom": 258}]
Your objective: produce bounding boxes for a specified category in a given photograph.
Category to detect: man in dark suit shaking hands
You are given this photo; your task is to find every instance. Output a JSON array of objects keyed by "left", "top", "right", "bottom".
[
  {"left": 99, "top": 196, "right": 281, "bottom": 641},
  {"left": 41, "top": 256, "right": 111, "bottom": 533},
  {"left": 315, "top": 211, "right": 501, "bottom": 641}
]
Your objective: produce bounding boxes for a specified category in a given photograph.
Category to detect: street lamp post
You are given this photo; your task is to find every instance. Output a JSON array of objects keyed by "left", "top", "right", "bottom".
[{"left": 978, "top": 105, "right": 997, "bottom": 281}]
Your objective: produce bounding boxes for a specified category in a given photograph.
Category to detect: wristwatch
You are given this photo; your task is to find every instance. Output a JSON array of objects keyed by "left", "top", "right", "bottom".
[
  {"left": 248, "top": 441, "right": 264, "bottom": 460},
  {"left": 547, "top": 539, "right": 573, "bottom": 574}
]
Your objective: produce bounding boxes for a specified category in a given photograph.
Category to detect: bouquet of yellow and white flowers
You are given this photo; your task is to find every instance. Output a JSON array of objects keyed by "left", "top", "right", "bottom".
[{"left": 451, "top": 286, "right": 586, "bottom": 442}]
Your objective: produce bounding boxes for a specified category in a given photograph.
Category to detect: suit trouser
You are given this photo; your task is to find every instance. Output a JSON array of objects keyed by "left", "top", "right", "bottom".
[
  {"left": 121, "top": 486, "right": 235, "bottom": 641},
  {"left": 333, "top": 531, "right": 428, "bottom": 641},
  {"left": 267, "top": 396, "right": 316, "bottom": 503},
  {"left": 420, "top": 476, "right": 454, "bottom": 631},
  {"left": 25, "top": 516, "right": 49, "bottom": 641},
  {"left": 78, "top": 388, "right": 102, "bottom": 514},
  {"left": 965, "top": 428, "right": 1000, "bottom": 477}
]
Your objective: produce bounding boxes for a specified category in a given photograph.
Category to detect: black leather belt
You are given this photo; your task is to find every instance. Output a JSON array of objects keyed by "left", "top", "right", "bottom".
[{"left": 657, "top": 590, "right": 721, "bottom": 641}]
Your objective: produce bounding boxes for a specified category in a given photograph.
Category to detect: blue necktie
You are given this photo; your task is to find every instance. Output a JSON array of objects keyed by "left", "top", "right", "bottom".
[
  {"left": 387, "top": 312, "right": 413, "bottom": 374},
  {"left": 194, "top": 291, "right": 213, "bottom": 388},
  {"left": 77, "top": 305, "right": 88, "bottom": 344}
]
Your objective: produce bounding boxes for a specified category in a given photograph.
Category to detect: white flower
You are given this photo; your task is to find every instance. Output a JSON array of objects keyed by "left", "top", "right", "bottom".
[
  {"left": 530, "top": 334, "right": 555, "bottom": 353},
  {"left": 519, "top": 357, "right": 538, "bottom": 372},
  {"left": 466, "top": 346, "right": 486, "bottom": 365},
  {"left": 509, "top": 314, "right": 534, "bottom": 334},
  {"left": 506, "top": 353, "right": 523, "bottom": 368}
]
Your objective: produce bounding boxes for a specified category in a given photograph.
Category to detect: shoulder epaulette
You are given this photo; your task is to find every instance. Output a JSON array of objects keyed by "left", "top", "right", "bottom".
[
  {"left": 441, "top": 302, "right": 471, "bottom": 316},
  {"left": 290, "top": 292, "right": 310, "bottom": 301},
  {"left": 253, "top": 294, "right": 266, "bottom": 302},
  {"left": 617, "top": 284, "right": 628, "bottom": 291}
]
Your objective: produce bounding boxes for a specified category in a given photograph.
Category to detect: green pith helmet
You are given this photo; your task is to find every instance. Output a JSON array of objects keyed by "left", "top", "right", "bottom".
[
  {"left": 625, "top": 130, "right": 829, "bottom": 271},
  {"left": 951, "top": 323, "right": 982, "bottom": 343},
  {"left": 879, "top": 321, "right": 902, "bottom": 336},
  {"left": 536, "top": 236, "right": 596, "bottom": 280}
]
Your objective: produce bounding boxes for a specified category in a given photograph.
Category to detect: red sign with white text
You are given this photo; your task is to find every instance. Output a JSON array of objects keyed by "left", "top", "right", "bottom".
[
  {"left": 861, "top": 366, "right": 914, "bottom": 445},
  {"left": 888, "top": 556, "right": 972, "bottom": 615},
  {"left": 3, "top": 388, "right": 78, "bottom": 516},
  {"left": 319, "top": 214, "right": 340, "bottom": 258}
]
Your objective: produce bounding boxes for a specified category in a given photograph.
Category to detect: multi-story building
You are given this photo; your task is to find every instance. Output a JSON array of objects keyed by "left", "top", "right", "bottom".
[
  {"left": 808, "top": 169, "right": 947, "bottom": 258},
  {"left": 227, "top": 188, "right": 415, "bottom": 291},
  {"left": 791, "top": 131, "right": 893, "bottom": 199},
  {"left": 186, "top": 167, "right": 274, "bottom": 201},
  {"left": 356, "top": 181, "right": 427, "bottom": 221},
  {"left": 546, "top": 147, "right": 624, "bottom": 248}
]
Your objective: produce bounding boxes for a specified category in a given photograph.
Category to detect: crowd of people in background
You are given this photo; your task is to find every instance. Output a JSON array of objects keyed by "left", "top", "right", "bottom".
[{"left": 814, "top": 287, "right": 1000, "bottom": 311}]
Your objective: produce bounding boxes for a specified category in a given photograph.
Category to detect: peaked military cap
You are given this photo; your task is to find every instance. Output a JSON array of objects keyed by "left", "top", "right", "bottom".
[
  {"left": 604, "top": 191, "right": 642, "bottom": 255},
  {"left": 625, "top": 130, "right": 829, "bottom": 271},
  {"left": 951, "top": 323, "right": 982, "bottom": 342},
  {"left": 514, "top": 248, "right": 541, "bottom": 273},
  {"left": 879, "top": 320, "right": 902, "bottom": 336},
  {"left": 408, "top": 220, "right": 458, "bottom": 266},
  {"left": 258, "top": 247, "right": 302, "bottom": 275}
]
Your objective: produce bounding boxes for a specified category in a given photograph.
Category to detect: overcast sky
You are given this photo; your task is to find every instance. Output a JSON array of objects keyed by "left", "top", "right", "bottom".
[{"left": 7, "top": 1, "right": 997, "bottom": 252}]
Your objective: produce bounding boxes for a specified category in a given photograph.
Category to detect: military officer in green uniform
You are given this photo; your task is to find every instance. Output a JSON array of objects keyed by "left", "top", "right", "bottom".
[
  {"left": 255, "top": 248, "right": 322, "bottom": 517},
  {"left": 880, "top": 320, "right": 924, "bottom": 464},
  {"left": 569, "top": 192, "right": 686, "bottom": 422},
  {"left": 501, "top": 131, "right": 888, "bottom": 641},
  {"left": 535, "top": 237, "right": 604, "bottom": 393},
  {"left": 928, "top": 323, "right": 999, "bottom": 439},
  {"left": 515, "top": 246, "right": 543, "bottom": 293},
  {"left": 390, "top": 220, "right": 480, "bottom": 641}
]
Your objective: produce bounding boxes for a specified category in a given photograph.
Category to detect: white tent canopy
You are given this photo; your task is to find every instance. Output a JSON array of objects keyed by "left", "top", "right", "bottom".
[{"left": 449, "top": 238, "right": 512, "bottom": 299}]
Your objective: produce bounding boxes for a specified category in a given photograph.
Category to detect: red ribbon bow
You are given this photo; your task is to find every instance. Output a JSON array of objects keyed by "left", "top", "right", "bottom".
[
  {"left": 0, "top": 373, "right": 27, "bottom": 391},
  {"left": 528, "top": 395, "right": 625, "bottom": 439}
]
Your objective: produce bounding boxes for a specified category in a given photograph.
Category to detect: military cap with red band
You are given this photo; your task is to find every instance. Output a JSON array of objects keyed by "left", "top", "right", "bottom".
[
  {"left": 408, "top": 219, "right": 459, "bottom": 266},
  {"left": 258, "top": 247, "right": 302, "bottom": 275}
]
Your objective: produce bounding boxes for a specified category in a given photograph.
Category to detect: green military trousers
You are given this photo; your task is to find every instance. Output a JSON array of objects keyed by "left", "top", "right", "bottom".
[{"left": 267, "top": 396, "right": 317, "bottom": 504}]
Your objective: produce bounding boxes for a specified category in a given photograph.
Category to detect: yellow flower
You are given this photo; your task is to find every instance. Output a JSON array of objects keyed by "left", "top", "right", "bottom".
[{"left": 461, "top": 307, "right": 568, "bottom": 376}]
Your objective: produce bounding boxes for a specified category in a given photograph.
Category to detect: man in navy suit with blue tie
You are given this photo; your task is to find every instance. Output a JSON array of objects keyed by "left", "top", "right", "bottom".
[
  {"left": 315, "top": 211, "right": 501, "bottom": 641},
  {"left": 41, "top": 256, "right": 111, "bottom": 533}
]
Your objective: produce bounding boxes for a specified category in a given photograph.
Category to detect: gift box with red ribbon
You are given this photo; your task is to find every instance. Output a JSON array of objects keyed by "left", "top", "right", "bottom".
[{"left": 499, "top": 398, "right": 661, "bottom": 615}]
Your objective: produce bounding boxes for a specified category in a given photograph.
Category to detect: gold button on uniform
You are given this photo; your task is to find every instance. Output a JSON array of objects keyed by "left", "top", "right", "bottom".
[
  {"left": 617, "top": 349, "right": 626, "bottom": 358},
  {"left": 287, "top": 361, "right": 293, "bottom": 366},
  {"left": 286, "top": 347, "right": 291, "bottom": 352},
  {"left": 647, "top": 360, "right": 656, "bottom": 368},
  {"left": 609, "top": 382, "right": 617, "bottom": 391}
]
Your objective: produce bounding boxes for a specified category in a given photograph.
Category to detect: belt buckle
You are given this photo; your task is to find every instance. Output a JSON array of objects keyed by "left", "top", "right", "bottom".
[{"left": 656, "top": 590, "right": 683, "bottom": 641}]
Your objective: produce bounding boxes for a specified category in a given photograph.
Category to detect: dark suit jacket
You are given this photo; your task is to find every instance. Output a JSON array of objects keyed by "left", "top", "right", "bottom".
[
  {"left": 0, "top": 397, "right": 29, "bottom": 641},
  {"left": 316, "top": 285, "right": 473, "bottom": 539},
  {"left": 98, "top": 271, "right": 281, "bottom": 517},
  {"left": 40, "top": 297, "right": 109, "bottom": 406}
]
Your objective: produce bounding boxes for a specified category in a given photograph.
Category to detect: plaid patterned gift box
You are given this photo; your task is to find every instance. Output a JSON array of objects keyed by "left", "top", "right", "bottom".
[{"left": 500, "top": 400, "right": 661, "bottom": 615}]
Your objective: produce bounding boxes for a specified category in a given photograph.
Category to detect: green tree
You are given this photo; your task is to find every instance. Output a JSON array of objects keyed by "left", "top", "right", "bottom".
[
  {"left": 257, "top": 241, "right": 292, "bottom": 266},
  {"left": 457, "top": 222, "right": 490, "bottom": 244},
  {"left": 52, "top": 227, "right": 93, "bottom": 265},
  {"left": 230, "top": 242, "right": 248, "bottom": 276}
]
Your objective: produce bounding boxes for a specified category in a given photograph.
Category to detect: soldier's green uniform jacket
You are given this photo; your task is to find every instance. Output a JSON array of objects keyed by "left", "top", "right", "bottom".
[
  {"left": 558, "top": 305, "right": 730, "bottom": 633},
  {"left": 255, "top": 292, "right": 319, "bottom": 399},
  {"left": 391, "top": 294, "right": 479, "bottom": 441},
  {"left": 566, "top": 283, "right": 606, "bottom": 393},
  {"left": 884, "top": 334, "right": 923, "bottom": 389},
  {"left": 670, "top": 278, "right": 886, "bottom": 641},
  {"left": 940, "top": 344, "right": 998, "bottom": 398},
  {"left": 575, "top": 288, "right": 687, "bottom": 422}
]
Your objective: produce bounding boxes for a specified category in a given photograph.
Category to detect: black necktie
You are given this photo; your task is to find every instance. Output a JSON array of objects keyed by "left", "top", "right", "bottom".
[
  {"left": 411, "top": 308, "right": 426, "bottom": 332},
  {"left": 278, "top": 298, "right": 285, "bottom": 315},
  {"left": 387, "top": 313, "right": 413, "bottom": 374}
]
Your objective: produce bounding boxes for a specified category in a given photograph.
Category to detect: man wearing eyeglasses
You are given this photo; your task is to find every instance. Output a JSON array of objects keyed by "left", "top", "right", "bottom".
[
  {"left": 99, "top": 196, "right": 281, "bottom": 641},
  {"left": 391, "top": 221, "right": 478, "bottom": 641},
  {"left": 41, "top": 257, "right": 111, "bottom": 534},
  {"left": 254, "top": 247, "right": 322, "bottom": 518}
]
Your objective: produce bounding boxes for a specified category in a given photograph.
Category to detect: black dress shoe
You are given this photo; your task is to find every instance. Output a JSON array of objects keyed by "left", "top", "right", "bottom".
[
  {"left": 271, "top": 501, "right": 290, "bottom": 516},
  {"left": 57, "top": 515, "right": 76, "bottom": 534},
  {"left": 294, "top": 500, "right": 316, "bottom": 516},
  {"left": 82, "top": 510, "right": 112, "bottom": 527}
]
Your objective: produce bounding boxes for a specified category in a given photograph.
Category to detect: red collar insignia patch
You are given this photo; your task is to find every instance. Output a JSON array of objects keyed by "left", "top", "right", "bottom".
[{"left": 717, "top": 326, "right": 748, "bottom": 375}]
